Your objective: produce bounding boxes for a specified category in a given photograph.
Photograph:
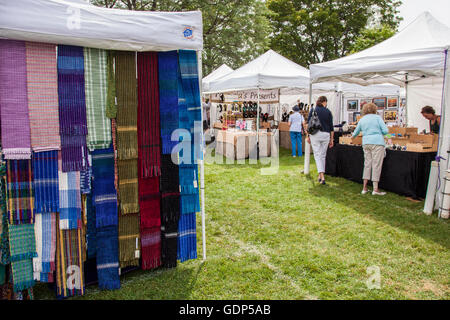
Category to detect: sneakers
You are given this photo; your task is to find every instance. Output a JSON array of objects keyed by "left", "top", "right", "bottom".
[
  {"left": 372, "top": 191, "right": 386, "bottom": 196},
  {"left": 361, "top": 189, "right": 369, "bottom": 195}
]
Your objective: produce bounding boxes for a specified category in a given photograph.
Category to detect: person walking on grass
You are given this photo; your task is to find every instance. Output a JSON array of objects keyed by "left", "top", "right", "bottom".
[
  {"left": 288, "top": 105, "right": 305, "bottom": 158},
  {"left": 352, "top": 103, "right": 388, "bottom": 196},
  {"left": 306, "top": 96, "right": 334, "bottom": 185}
]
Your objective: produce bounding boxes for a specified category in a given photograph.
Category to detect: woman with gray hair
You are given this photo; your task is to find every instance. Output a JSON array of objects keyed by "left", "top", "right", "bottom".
[{"left": 352, "top": 103, "right": 389, "bottom": 195}]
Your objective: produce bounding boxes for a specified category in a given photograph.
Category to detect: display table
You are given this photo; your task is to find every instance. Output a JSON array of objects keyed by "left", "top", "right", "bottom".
[
  {"left": 326, "top": 144, "right": 436, "bottom": 199},
  {"left": 215, "top": 129, "right": 273, "bottom": 159}
]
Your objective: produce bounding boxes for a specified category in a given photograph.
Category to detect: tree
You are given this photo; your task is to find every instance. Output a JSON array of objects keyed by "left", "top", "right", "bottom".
[
  {"left": 348, "top": 25, "right": 396, "bottom": 54},
  {"left": 266, "top": 0, "right": 402, "bottom": 67},
  {"left": 91, "top": 0, "right": 272, "bottom": 75}
]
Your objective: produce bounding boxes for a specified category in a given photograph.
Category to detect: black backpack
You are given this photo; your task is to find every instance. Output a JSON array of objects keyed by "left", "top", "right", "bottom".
[{"left": 308, "top": 107, "right": 322, "bottom": 135}]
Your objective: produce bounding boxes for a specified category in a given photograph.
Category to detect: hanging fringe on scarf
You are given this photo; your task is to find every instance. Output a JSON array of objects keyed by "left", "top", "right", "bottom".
[
  {"left": 177, "top": 212, "right": 197, "bottom": 263},
  {"left": 84, "top": 48, "right": 112, "bottom": 151},
  {"left": 160, "top": 155, "right": 181, "bottom": 224},
  {"left": 57, "top": 152, "right": 82, "bottom": 230},
  {"left": 137, "top": 52, "right": 161, "bottom": 178},
  {"left": 161, "top": 221, "right": 178, "bottom": 269},
  {"left": 140, "top": 226, "right": 161, "bottom": 270},
  {"left": 158, "top": 51, "right": 179, "bottom": 155},
  {"left": 25, "top": 42, "right": 60, "bottom": 152},
  {"left": 118, "top": 159, "right": 139, "bottom": 215},
  {"left": 118, "top": 213, "right": 140, "bottom": 268},
  {"left": 106, "top": 51, "right": 117, "bottom": 119},
  {"left": 33, "top": 212, "right": 56, "bottom": 282},
  {"left": 96, "top": 225, "right": 120, "bottom": 290},
  {"left": 33, "top": 151, "right": 59, "bottom": 214},
  {"left": 6, "top": 160, "right": 35, "bottom": 225},
  {"left": 57, "top": 45, "right": 88, "bottom": 172},
  {"left": 0, "top": 40, "right": 32, "bottom": 160},
  {"left": 115, "top": 51, "right": 138, "bottom": 160}
]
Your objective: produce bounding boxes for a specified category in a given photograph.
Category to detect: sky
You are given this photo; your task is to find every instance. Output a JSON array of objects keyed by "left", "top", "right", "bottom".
[{"left": 399, "top": 0, "right": 450, "bottom": 30}]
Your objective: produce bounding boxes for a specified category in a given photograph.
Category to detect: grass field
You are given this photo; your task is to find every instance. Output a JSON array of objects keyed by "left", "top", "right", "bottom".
[{"left": 35, "top": 148, "right": 449, "bottom": 300}]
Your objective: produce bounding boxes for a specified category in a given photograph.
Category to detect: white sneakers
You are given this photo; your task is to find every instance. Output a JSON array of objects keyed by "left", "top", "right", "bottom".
[
  {"left": 361, "top": 189, "right": 369, "bottom": 195},
  {"left": 361, "top": 189, "right": 386, "bottom": 196}
]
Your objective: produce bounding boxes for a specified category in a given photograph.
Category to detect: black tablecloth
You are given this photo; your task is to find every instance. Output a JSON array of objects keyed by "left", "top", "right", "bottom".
[{"left": 326, "top": 144, "right": 436, "bottom": 199}]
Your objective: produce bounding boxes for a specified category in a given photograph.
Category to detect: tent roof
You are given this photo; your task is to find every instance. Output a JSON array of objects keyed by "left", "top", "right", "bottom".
[
  {"left": 310, "top": 12, "right": 450, "bottom": 86},
  {"left": 202, "top": 64, "right": 233, "bottom": 92},
  {"left": 207, "top": 50, "right": 311, "bottom": 92},
  {"left": 0, "top": 0, "right": 203, "bottom": 52}
]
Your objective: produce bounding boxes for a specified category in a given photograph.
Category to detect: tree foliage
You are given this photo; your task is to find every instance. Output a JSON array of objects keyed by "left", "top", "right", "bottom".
[
  {"left": 266, "top": 0, "right": 402, "bottom": 67},
  {"left": 348, "top": 25, "right": 396, "bottom": 54},
  {"left": 91, "top": 0, "right": 272, "bottom": 75}
]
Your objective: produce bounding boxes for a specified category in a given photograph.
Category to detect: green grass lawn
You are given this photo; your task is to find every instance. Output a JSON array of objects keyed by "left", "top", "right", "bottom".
[{"left": 34, "top": 148, "right": 450, "bottom": 300}]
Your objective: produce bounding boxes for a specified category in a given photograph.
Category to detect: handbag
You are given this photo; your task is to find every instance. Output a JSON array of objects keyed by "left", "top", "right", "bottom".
[{"left": 308, "top": 107, "right": 322, "bottom": 135}]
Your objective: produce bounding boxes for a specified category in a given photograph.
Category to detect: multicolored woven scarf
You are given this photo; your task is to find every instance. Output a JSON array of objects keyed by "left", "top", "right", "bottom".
[
  {"left": 118, "top": 213, "right": 140, "bottom": 268},
  {"left": 55, "top": 218, "right": 86, "bottom": 299},
  {"left": 58, "top": 152, "right": 81, "bottom": 230},
  {"left": 0, "top": 40, "right": 32, "bottom": 159},
  {"left": 8, "top": 223, "right": 37, "bottom": 292},
  {"left": 92, "top": 147, "right": 118, "bottom": 228},
  {"left": 6, "top": 160, "right": 35, "bottom": 225},
  {"left": 106, "top": 51, "right": 117, "bottom": 119},
  {"left": 158, "top": 51, "right": 179, "bottom": 155},
  {"left": 33, "top": 212, "right": 56, "bottom": 282},
  {"left": 25, "top": 42, "right": 60, "bottom": 152},
  {"left": 57, "top": 45, "right": 88, "bottom": 172},
  {"left": 0, "top": 162, "right": 10, "bottom": 266},
  {"left": 96, "top": 225, "right": 120, "bottom": 290},
  {"left": 80, "top": 153, "right": 92, "bottom": 194},
  {"left": 137, "top": 52, "right": 161, "bottom": 178},
  {"left": 33, "top": 151, "right": 59, "bottom": 214},
  {"left": 115, "top": 51, "right": 138, "bottom": 160},
  {"left": 85, "top": 194, "right": 96, "bottom": 259},
  {"left": 84, "top": 48, "right": 112, "bottom": 151},
  {"left": 138, "top": 177, "right": 161, "bottom": 270}
]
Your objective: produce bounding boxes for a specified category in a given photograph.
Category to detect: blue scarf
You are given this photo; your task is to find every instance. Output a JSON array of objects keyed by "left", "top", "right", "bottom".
[
  {"left": 33, "top": 151, "right": 59, "bottom": 213},
  {"left": 86, "top": 193, "right": 97, "bottom": 259},
  {"left": 96, "top": 225, "right": 120, "bottom": 290}
]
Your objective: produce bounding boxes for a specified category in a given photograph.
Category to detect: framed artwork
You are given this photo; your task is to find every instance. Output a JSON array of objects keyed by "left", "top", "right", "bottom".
[
  {"left": 360, "top": 99, "right": 371, "bottom": 108},
  {"left": 347, "top": 99, "right": 358, "bottom": 111},
  {"left": 388, "top": 96, "right": 399, "bottom": 108},
  {"left": 384, "top": 110, "right": 397, "bottom": 122},
  {"left": 373, "top": 97, "right": 387, "bottom": 110},
  {"left": 353, "top": 112, "right": 361, "bottom": 123}
]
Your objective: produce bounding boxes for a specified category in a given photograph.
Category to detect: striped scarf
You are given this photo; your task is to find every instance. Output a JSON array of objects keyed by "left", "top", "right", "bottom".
[
  {"left": 0, "top": 162, "right": 10, "bottom": 266},
  {"left": 85, "top": 194, "right": 96, "bottom": 259},
  {"left": 84, "top": 48, "right": 112, "bottom": 151},
  {"left": 177, "top": 213, "right": 197, "bottom": 262},
  {"left": 106, "top": 51, "right": 117, "bottom": 119},
  {"left": 57, "top": 45, "right": 88, "bottom": 172},
  {"left": 33, "top": 212, "right": 56, "bottom": 282},
  {"left": 158, "top": 51, "right": 179, "bottom": 155},
  {"left": 0, "top": 40, "right": 32, "bottom": 159},
  {"left": 92, "top": 147, "right": 118, "bottom": 228},
  {"left": 137, "top": 52, "right": 161, "bottom": 178},
  {"left": 118, "top": 213, "right": 140, "bottom": 268},
  {"left": 118, "top": 159, "right": 139, "bottom": 215},
  {"left": 33, "top": 151, "right": 59, "bottom": 214},
  {"left": 58, "top": 152, "right": 81, "bottom": 230},
  {"left": 115, "top": 51, "right": 138, "bottom": 160},
  {"left": 55, "top": 217, "right": 86, "bottom": 299},
  {"left": 96, "top": 225, "right": 120, "bottom": 290},
  {"left": 8, "top": 223, "right": 37, "bottom": 292},
  {"left": 161, "top": 221, "right": 178, "bottom": 269},
  {"left": 6, "top": 160, "right": 35, "bottom": 225},
  {"left": 80, "top": 153, "right": 92, "bottom": 194},
  {"left": 25, "top": 42, "right": 60, "bottom": 152}
]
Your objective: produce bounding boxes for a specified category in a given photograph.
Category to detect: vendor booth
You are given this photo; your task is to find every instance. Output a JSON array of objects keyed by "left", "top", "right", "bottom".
[
  {"left": 310, "top": 12, "right": 450, "bottom": 211},
  {"left": 0, "top": 0, "right": 206, "bottom": 299}
]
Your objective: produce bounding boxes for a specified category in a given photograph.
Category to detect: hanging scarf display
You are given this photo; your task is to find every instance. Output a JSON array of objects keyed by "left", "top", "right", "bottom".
[
  {"left": 84, "top": 48, "right": 112, "bottom": 151},
  {"left": 118, "top": 159, "right": 139, "bottom": 215},
  {"left": 158, "top": 51, "right": 179, "bottom": 155},
  {"left": 6, "top": 160, "right": 35, "bottom": 225},
  {"left": 96, "top": 225, "right": 120, "bottom": 290},
  {"left": 85, "top": 194, "right": 96, "bottom": 259},
  {"left": 177, "top": 213, "right": 197, "bottom": 262},
  {"left": 0, "top": 163, "right": 10, "bottom": 266},
  {"left": 111, "top": 119, "right": 119, "bottom": 192},
  {"left": 106, "top": 51, "right": 117, "bottom": 119},
  {"left": 8, "top": 223, "right": 37, "bottom": 292},
  {"left": 80, "top": 153, "right": 92, "bottom": 194},
  {"left": 33, "top": 151, "right": 59, "bottom": 214},
  {"left": 0, "top": 40, "right": 32, "bottom": 160},
  {"left": 92, "top": 147, "right": 118, "bottom": 228},
  {"left": 137, "top": 52, "right": 161, "bottom": 178},
  {"left": 115, "top": 51, "right": 138, "bottom": 160},
  {"left": 160, "top": 155, "right": 181, "bottom": 224},
  {"left": 57, "top": 45, "right": 88, "bottom": 172},
  {"left": 118, "top": 213, "right": 140, "bottom": 268},
  {"left": 25, "top": 42, "right": 61, "bottom": 152},
  {"left": 161, "top": 221, "right": 178, "bottom": 269},
  {"left": 58, "top": 152, "right": 81, "bottom": 230},
  {"left": 33, "top": 212, "right": 56, "bottom": 283},
  {"left": 55, "top": 215, "right": 86, "bottom": 299}
]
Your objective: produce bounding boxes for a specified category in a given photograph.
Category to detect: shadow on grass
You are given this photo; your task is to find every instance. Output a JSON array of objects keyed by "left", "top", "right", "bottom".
[{"left": 308, "top": 179, "right": 450, "bottom": 250}]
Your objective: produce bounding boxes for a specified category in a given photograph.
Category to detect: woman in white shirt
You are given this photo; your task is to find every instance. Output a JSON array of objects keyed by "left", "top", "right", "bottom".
[{"left": 288, "top": 106, "right": 305, "bottom": 157}]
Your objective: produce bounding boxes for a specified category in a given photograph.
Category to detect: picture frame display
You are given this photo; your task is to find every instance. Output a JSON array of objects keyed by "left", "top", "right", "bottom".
[
  {"left": 347, "top": 99, "right": 358, "bottom": 111},
  {"left": 384, "top": 110, "right": 398, "bottom": 122},
  {"left": 373, "top": 97, "right": 387, "bottom": 110},
  {"left": 388, "top": 96, "right": 399, "bottom": 109}
]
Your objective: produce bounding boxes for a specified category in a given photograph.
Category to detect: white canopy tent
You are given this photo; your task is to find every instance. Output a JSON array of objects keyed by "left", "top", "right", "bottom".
[
  {"left": 202, "top": 64, "right": 233, "bottom": 93},
  {"left": 0, "top": 0, "right": 208, "bottom": 257},
  {"left": 310, "top": 12, "right": 450, "bottom": 217}
]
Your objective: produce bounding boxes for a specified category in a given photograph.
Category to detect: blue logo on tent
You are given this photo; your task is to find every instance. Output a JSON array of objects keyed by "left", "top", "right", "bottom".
[{"left": 183, "top": 27, "right": 194, "bottom": 39}]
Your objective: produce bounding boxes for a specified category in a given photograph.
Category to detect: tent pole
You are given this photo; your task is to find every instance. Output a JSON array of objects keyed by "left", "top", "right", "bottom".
[
  {"left": 405, "top": 73, "right": 409, "bottom": 126},
  {"left": 197, "top": 51, "right": 207, "bottom": 260},
  {"left": 257, "top": 87, "right": 260, "bottom": 158},
  {"left": 304, "top": 81, "right": 313, "bottom": 175}
]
